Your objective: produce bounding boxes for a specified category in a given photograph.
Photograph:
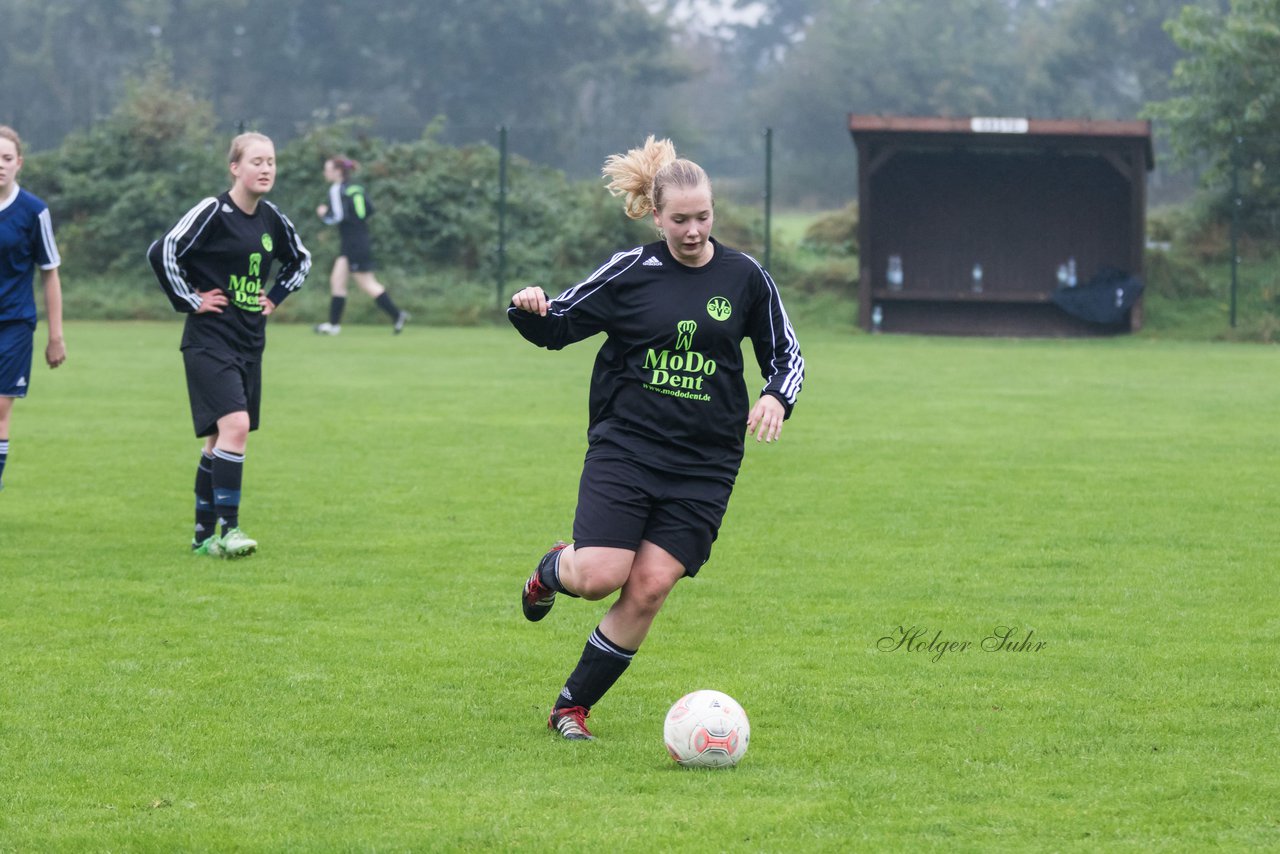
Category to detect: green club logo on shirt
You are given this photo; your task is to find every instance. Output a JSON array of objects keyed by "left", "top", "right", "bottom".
[
  {"left": 706, "top": 296, "right": 732, "bottom": 321},
  {"left": 642, "top": 319, "right": 716, "bottom": 400},
  {"left": 261, "top": 234, "right": 273, "bottom": 252}
]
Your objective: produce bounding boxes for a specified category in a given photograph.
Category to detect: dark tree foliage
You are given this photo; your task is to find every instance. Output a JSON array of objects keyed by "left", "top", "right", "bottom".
[
  {"left": 19, "top": 66, "right": 225, "bottom": 279},
  {"left": 3, "top": 0, "right": 1232, "bottom": 209},
  {"left": 1146, "top": 0, "right": 1280, "bottom": 232}
]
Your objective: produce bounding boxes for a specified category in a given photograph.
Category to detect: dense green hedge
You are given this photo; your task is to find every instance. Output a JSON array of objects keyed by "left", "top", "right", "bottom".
[
  {"left": 20, "top": 70, "right": 772, "bottom": 293},
  {"left": 22, "top": 70, "right": 1274, "bottom": 340}
]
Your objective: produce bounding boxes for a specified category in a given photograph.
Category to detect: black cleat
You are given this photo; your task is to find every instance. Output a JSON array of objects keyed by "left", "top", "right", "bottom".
[
  {"left": 521, "top": 542, "right": 568, "bottom": 622},
  {"left": 548, "top": 705, "right": 594, "bottom": 740}
]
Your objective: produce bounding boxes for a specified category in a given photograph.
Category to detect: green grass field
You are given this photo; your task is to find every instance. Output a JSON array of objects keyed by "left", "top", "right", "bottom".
[{"left": 2, "top": 321, "right": 1277, "bottom": 851}]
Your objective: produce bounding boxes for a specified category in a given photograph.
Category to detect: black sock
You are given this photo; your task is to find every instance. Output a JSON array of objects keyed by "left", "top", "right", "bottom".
[
  {"left": 194, "top": 451, "right": 217, "bottom": 542},
  {"left": 0, "top": 438, "right": 8, "bottom": 487},
  {"left": 329, "top": 296, "right": 346, "bottom": 326},
  {"left": 211, "top": 448, "right": 244, "bottom": 534},
  {"left": 375, "top": 291, "right": 401, "bottom": 320},
  {"left": 554, "top": 627, "right": 636, "bottom": 711},
  {"left": 536, "top": 546, "right": 578, "bottom": 596}
]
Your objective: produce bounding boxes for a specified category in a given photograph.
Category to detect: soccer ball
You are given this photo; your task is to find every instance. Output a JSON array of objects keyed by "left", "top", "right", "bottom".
[{"left": 663, "top": 689, "right": 750, "bottom": 768}]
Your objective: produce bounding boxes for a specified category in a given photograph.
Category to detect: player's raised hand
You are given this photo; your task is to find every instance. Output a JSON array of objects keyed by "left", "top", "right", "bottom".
[{"left": 511, "top": 286, "right": 549, "bottom": 316}]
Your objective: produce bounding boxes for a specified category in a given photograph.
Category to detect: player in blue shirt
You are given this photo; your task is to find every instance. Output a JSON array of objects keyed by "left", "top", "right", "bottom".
[{"left": 0, "top": 126, "right": 66, "bottom": 491}]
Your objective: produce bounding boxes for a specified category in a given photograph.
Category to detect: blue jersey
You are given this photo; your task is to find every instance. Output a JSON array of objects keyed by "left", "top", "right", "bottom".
[{"left": 0, "top": 186, "right": 60, "bottom": 325}]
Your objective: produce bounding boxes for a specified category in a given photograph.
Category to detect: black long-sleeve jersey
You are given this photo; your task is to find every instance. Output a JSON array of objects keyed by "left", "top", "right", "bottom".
[
  {"left": 509, "top": 238, "right": 804, "bottom": 477},
  {"left": 148, "top": 191, "right": 310, "bottom": 356},
  {"left": 321, "top": 181, "right": 373, "bottom": 257}
]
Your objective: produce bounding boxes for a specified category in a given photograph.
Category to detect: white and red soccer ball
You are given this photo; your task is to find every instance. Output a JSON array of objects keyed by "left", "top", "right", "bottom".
[{"left": 663, "top": 689, "right": 750, "bottom": 768}]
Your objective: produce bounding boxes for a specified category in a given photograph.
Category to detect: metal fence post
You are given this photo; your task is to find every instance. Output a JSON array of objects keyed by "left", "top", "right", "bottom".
[
  {"left": 763, "top": 127, "right": 773, "bottom": 271},
  {"left": 498, "top": 125, "right": 508, "bottom": 306},
  {"left": 1229, "top": 134, "right": 1241, "bottom": 329}
]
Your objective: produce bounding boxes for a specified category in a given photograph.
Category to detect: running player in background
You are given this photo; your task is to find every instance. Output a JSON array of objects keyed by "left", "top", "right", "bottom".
[
  {"left": 0, "top": 126, "right": 66, "bottom": 492},
  {"left": 314, "top": 156, "right": 409, "bottom": 335},
  {"left": 147, "top": 132, "right": 311, "bottom": 557},
  {"left": 509, "top": 136, "right": 805, "bottom": 740}
]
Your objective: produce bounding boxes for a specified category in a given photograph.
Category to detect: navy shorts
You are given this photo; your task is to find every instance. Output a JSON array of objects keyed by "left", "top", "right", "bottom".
[
  {"left": 572, "top": 453, "right": 735, "bottom": 577},
  {"left": 0, "top": 321, "right": 35, "bottom": 398},
  {"left": 182, "top": 347, "right": 261, "bottom": 438}
]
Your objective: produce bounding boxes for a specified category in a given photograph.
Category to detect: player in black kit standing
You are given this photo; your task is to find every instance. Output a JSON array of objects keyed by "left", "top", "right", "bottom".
[
  {"left": 509, "top": 136, "right": 804, "bottom": 740},
  {"left": 148, "top": 132, "right": 311, "bottom": 558}
]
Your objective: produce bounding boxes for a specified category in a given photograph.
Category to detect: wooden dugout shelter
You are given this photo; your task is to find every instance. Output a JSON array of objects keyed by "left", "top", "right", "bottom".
[{"left": 849, "top": 114, "right": 1154, "bottom": 336}]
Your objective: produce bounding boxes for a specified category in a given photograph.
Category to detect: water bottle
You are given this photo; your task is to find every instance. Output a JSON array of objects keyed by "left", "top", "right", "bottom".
[{"left": 887, "top": 255, "right": 903, "bottom": 291}]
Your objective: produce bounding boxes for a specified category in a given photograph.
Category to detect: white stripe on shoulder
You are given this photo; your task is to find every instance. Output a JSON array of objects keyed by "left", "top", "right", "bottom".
[
  {"left": 162, "top": 197, "right": 220, "bottom": 309},
  {"left": 37, "top": 208, "right": 61, "bottom": 269},
  {"left": 548, "top": 247, "right": 644, "bottom": 314},
  {"left": 745, "top": 252, "right": 805, "bottom": 404},
  {"left": 328, "top": 183, "right": 344, "bottom": 223}
]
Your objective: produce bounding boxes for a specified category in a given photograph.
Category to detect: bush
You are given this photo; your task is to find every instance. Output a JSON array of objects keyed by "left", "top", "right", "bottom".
[
  {"left": 274, "top": 120, "right": 659, "bottom": 288},
  {"left": 801, "top": 202, "right": 859, "bottom": 256},
  {"left": 22, "top": 66, "right": 224, "bottom": 279},
  {"left": 1143, "top": 248, "right": 1213, "bottom": 299}
]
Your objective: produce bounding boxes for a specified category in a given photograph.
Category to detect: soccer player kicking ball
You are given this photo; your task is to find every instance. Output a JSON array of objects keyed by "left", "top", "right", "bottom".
[
  {"left": 148, "top": 132, "right": 310, "bottom": 558},
  {"left": 509, "top": 136, "right": 804, "bottom": 740}
]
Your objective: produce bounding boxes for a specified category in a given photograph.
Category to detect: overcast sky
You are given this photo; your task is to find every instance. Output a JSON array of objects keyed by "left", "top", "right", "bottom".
[{"left": 651, "top": 0, "right": 768, "bottom": 35}]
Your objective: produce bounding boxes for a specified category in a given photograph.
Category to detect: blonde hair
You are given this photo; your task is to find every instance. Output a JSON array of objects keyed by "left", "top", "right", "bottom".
[
  {"left": 602, "top": 135, "right": 711, "bottom": 220},
  {"left": 0, "top": 126, "right": 23, "bottom": 157},
  {"left": 227, "top": 131, "right": 273, "bottom": 164}
]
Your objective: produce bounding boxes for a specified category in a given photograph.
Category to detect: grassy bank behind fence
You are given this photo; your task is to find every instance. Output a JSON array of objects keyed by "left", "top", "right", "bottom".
[{"left": 57, "top": 221, "right": 1278, "bottom": 343}]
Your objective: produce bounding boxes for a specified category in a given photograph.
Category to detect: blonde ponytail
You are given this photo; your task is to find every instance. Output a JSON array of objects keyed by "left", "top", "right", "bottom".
[{"left": 602, "top": 135, "right": 677, "bottom": 219}]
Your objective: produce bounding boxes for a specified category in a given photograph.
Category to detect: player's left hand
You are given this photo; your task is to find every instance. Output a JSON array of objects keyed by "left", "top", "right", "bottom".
[
  {"left": 747, "top": 394, "right": 785, "bottom": 443},
  {"left": 260, "top": 295, "right": 277, "bottom": 316},
  {"left": 45, "top": 337, "right": 66, "bottom": 368}
]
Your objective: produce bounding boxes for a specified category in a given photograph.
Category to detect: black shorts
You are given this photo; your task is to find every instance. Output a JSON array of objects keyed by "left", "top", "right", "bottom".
[
  {"left": 572, "top": 453, "right": 735, "bottom": 577},
  {"left": 183, "top": 347, "right": 261, "bottom": 438},
  {"left": 341, "top": 236, "right": 376, "bottom": 272}
]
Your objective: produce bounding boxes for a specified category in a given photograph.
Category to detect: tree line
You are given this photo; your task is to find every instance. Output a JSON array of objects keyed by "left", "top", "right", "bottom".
[{"left": 7, "top": 0, "right": 1277, "bottom": 235}]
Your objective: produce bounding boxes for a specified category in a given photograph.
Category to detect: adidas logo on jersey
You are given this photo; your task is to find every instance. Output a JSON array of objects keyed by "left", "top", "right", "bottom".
[
  {"left": 643, "top": 256, "right": 662, "bottom": 267},
  {"left": 16, "top": 376, "right": 26, "bottom": 387}
]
